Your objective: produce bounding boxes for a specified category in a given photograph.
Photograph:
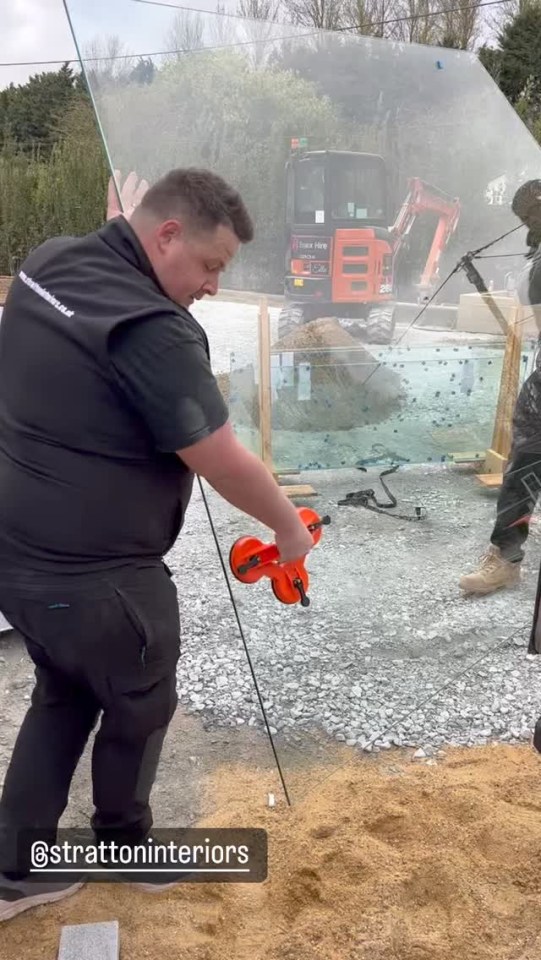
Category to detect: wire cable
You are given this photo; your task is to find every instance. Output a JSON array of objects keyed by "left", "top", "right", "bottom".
[
  {"left": 132, "top": 0, "right": 510, "bottom": 34},
  {"left": 0, "top": 0, "right": 510, "bottom": 66},
  {"left": 196, "top": 477, "right": 292, "bottom": 805},
  {"left": 350, "top": 262, "right": 461, "bottom": 394},
  {"left": 355, "top": 223, "right": 528, "bottom": 392}
]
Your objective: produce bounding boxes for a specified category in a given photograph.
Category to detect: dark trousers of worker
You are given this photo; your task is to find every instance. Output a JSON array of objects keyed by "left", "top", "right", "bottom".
[
  {"left": 490, "top": 449, "right": 541, "bottom": 562},
  {"left": 0, "top": 561, "right": 181, "bottom": 878}
]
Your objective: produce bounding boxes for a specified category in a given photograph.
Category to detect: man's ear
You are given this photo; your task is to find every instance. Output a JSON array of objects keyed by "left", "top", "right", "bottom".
[{"left": 155, "top": 219, "right": 184, "bottom": 250}]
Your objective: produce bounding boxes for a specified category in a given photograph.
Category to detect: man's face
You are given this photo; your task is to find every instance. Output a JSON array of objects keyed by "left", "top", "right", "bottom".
[
  {"left": 513, "top": 183, "right": 541, "bottom": 246},
  {"left": 149, "top": 220, "right": 240, "bottom": 308},
  {"left": 524, "top": 210, "right": 541, "bottom": 248}
]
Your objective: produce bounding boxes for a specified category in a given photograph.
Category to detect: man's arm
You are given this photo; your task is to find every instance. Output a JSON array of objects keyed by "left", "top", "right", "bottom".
[
  {"left": 109, "top": 314, "right": 314, "bottom": 563},
  {"left": 177, "top": 421, "right": 313, "bottom": 562}
]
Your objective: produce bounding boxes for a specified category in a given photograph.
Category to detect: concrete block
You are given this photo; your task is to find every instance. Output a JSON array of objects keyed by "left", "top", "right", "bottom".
[
  {"left": 456, "top": 292, "right": 538, "bottom": 337},
  {"left": 58, "top": 920, "right": 119, "bottom": 960}
]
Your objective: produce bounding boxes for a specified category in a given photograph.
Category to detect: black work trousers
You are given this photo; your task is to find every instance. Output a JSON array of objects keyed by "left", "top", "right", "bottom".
[
  {"left": 0, "top": 561, "right": 180, "bottom": 877},
  {"left": 490, "top": 450, "right": 541, "bottom": 562}
]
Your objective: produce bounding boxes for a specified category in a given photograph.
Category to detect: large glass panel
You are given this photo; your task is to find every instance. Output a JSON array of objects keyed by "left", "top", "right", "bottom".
[
  {"left": 63, "top": 0, "right": 541, "bottom": 826},
  {"left": 229, "top": 337, "right": 538, "bottom": 470}
]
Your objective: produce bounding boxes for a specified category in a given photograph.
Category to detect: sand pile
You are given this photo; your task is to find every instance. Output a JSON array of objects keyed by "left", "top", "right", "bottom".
[
  {"left": 218, "top": 318, "right": 405, "bottom": 433},
  {"left": 5, "top": 743, "right": 541, "bottom": 960}
]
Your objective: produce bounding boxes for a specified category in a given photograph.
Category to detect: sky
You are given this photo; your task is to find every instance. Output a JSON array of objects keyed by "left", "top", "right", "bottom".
[
  {"left": 0, "top": 0, "right": 78, "bottom": 88},
  {"left": 0, "top": 0, "right": 239, "bottom": 89},
  {"left": 1, "top": 0, "right": 500, "bottom": 91}
]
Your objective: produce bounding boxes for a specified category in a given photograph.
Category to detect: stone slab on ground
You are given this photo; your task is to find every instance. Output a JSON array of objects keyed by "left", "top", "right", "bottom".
[{"left": 58, "top": 920, "right": 119, "bottom": 960}]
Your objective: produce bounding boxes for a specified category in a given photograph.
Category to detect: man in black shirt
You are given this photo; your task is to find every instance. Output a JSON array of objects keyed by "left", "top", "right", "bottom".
[
  {"left": 459, "top": 180, "right": 541, "bottom": 595},
  {"left": 0, "top": 168, "right": 314, "bottom": 919}
]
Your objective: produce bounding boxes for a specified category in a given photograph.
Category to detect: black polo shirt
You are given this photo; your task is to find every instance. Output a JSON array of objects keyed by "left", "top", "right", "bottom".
[{"left": 0, "top": 216, "right": 228, "bottom": 574}]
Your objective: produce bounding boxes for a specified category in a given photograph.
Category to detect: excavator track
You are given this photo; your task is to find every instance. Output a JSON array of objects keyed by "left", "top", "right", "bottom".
[
  {"left": 277, "top": 301, "right": 308, "bottom": 341},
  {"left": 278, "top": 301, "right": 396, "bottom": 345}
]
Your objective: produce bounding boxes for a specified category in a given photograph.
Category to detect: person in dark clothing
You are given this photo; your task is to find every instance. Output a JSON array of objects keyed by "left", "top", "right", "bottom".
[
  {"left": 0, "top": 168, "right": 315, "bottom": 921},
  {"left": 459, "top": 180, "right": 541, "bottom": 595}
]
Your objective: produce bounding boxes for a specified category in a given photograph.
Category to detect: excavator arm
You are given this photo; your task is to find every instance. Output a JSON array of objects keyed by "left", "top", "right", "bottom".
[{"left": 390, "top": 177, "right": 460, "bottom": 300}]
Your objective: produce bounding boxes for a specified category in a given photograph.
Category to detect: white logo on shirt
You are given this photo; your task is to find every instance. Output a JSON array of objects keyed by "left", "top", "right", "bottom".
[{"left": 19, "top": 270, "right": 75, "bottom": 319}]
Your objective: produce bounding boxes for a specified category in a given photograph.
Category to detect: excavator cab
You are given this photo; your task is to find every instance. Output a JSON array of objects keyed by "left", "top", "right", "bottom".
[
  {"left": 280, "top": 145, "right": 460, "bottom": 344},
  {"left": 286, "top": 150, "right": 389, "bottom": 228},
  {"left": 282, "top": 148, "right": 397, "bottom": 343}
]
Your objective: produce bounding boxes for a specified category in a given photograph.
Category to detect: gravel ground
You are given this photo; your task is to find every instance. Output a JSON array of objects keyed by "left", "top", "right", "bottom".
[
  {"left": 3, "top": 298, "right": 540, "bottom": 801},
  {"left": 168, "top": 462, "right": 541, "bottom": 765},
  {"left": 158, "top": 300, "right": 541, "bottom": 774}
]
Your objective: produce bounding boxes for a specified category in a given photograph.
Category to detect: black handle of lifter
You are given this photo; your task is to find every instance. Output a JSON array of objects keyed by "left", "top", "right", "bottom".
[
  {"left": 237, "top": 515, "right": 331, "bottom": 575},
  {"left": 307, "top": 515, "right": 331, "bottom": 533}
]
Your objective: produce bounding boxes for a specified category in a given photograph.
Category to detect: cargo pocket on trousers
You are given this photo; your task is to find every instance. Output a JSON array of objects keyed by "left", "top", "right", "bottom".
[
  {"left": 113, "top": 585, "right": 150, "bottom": 670},
  {"left": 106, "top": 579, "right": 179, "bottom": 707},
  {"left": 105, "top": 587, "right": 178, "bottom": 740}
]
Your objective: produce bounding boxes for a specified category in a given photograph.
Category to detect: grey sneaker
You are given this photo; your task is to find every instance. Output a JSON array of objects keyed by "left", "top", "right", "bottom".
[
  {"left": 0, "top": 873, "right": 84, "bottom": 922},
  {"left": 459, "top": 545, "right": 521, "bottom": 595}
]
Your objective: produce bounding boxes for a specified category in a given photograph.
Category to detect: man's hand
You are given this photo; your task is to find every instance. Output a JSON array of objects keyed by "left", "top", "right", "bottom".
[
  {"left": 107, "top": 170, "right": 149, "bottom": 222},
  {"left": 274, "top": 519, "right": 315, "bottom": 564},
  {"left": 177, "top": 422, "right": 317, "bottom": 563}
]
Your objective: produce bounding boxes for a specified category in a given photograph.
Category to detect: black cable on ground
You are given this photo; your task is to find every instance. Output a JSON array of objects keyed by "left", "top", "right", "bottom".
[{"left": 338, "top": 464, "right": 426, "bottom": 520}]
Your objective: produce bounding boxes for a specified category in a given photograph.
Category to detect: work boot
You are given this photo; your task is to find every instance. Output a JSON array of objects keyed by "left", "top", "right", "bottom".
[{"left": 459, "top": 545, "right": 521, "bottom": 595}]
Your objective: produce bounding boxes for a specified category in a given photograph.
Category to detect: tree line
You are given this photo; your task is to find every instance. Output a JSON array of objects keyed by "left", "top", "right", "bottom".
[{"left": 0, "top": 0, "right": 540, "bottom": 283}]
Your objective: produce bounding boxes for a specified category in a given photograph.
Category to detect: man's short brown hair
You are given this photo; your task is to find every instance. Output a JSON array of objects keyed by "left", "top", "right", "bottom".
[
  {"left": 138, "top": 168, "right": 254, "bottom": 243},
  {"left": 512, "top": 179, "right": 541, "bottom": 223}
]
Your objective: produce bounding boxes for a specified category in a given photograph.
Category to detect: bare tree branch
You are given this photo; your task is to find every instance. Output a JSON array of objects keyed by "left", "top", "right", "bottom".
[
  {"left": 207, "top": 4, "right": 238, "bottom": 47},
  {"left": 391, "top": 0, "right": 441, "bottom": 44},
  {"left": 238, "top": 0, "right": 282, "bottom": 19},
  {"left": 340, "top": 0, "right": 392, "bottom": 37},
  {"left": 436, "top": 0, "right": 482, "bottom": 49},
  {"left": 162, "top": 10, "right": 205, "bottom": 58},
  {"left": 82, "top": 35, "right": 136, "bottom": 84},
  {"left": 282, "top": 0, "right": 346, "bottom": 31}
]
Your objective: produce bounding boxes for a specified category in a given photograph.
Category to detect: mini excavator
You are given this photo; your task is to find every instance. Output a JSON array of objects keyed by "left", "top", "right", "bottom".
[{"left": 279, "top": 140, "right": 460, "bottom": 344}]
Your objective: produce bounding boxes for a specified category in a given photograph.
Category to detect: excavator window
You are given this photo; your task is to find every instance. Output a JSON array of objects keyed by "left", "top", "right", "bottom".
[
  {"left": 329, "top": 157, "right": 386, "bottom": 222},
  {"left": 288, "top": 152, "right": 388, "bottom": 227},
  {"left": 293, "top": 158, "right": 325, "bottom": 225}
]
